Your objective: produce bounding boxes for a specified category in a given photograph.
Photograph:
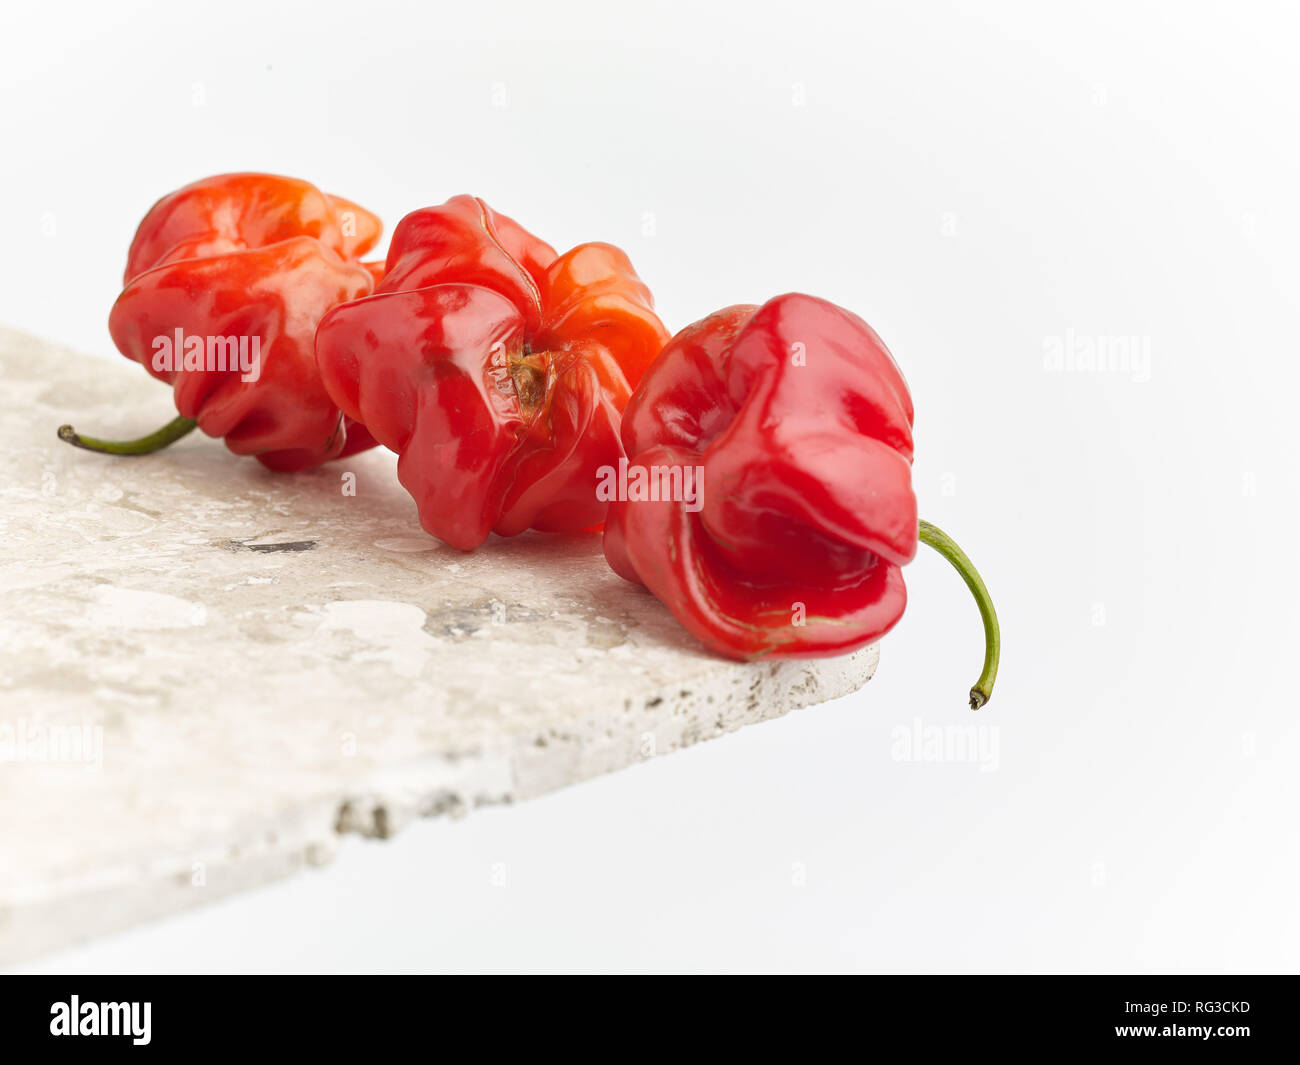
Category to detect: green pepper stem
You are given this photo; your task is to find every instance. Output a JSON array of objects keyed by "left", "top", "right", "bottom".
[
  {"left": 918, "top": 519, "right": 1000, "bottom": 710},
  {"left": 57, "top": 416, "right": 198, "bottom": 456}
]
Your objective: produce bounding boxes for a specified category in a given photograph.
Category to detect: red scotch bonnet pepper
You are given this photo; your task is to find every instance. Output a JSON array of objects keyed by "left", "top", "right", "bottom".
[
  {"left": 60, "top": 173, "right": 384, "bottom": 471},
  {"left": 314, "top": 195, "right": 668, "bottom": 550},
  {"left": 604, "top": 294, "right": 1001, "bottom": 707}
]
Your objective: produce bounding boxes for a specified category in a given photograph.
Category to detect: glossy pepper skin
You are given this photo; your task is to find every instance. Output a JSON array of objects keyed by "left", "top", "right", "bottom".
[
  {"left": 315, "top": 195, "right": 669, "bottom": 550},
  {"left": 604, "top": 293, "right": 918, "bottom": 659},
  {"left": 107, "top": 173, "right": 383, "bottom": 471}
]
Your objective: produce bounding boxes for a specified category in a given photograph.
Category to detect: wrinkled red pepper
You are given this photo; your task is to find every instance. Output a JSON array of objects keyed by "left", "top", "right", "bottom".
[
  {"left": 62, "top": 173, "right": 383, "bottom": 471},
  {"left": 604, "top": 293, "right": 1000, "bottom": 707},
  {"left": 315, "top": 195, "right": 669, "bottom": 550}
]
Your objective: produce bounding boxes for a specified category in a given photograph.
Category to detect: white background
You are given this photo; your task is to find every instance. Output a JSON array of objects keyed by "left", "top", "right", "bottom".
[{"left": 4, "top": 0, "right": 1298, "bottom": 973}]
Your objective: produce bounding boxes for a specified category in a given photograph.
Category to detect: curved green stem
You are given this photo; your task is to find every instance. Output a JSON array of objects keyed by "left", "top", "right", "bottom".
[
  {"left": 57, "top": 416, "right": 198, "bottom": 456},
  {"left": 918, "top": 519, "right": 1000, "bottom": 710}
]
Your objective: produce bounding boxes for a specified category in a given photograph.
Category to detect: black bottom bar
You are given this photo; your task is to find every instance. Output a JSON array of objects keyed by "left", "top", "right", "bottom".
[{"left": 1, "top": 975, "right": 1291, "bottom": 1052}]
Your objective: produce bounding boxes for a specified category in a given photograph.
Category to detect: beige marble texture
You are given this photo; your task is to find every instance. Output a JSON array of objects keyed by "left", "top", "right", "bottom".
[{"left": 0, "top": 325, "right": 878, "bottom": 963}]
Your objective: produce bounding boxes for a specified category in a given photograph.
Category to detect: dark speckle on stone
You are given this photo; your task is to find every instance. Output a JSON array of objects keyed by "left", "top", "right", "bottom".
[{"left": 221, "top": 537, "right": 318, "bottom": 553}]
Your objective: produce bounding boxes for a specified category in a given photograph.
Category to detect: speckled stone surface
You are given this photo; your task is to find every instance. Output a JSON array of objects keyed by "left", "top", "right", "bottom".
[{"left": 0, "top": 325, "right": 878, "bottom": 964}]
